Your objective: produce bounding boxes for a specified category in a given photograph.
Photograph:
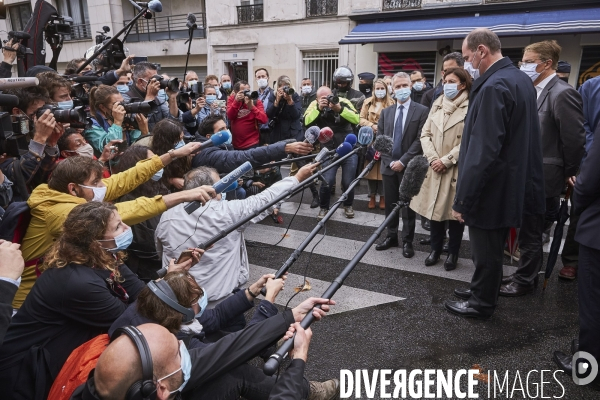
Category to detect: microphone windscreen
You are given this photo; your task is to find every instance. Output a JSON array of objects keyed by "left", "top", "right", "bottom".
[
  {"left": 0, "top": 93, "right": 19, "bottom": 108},
  {"left": 345, "top": 133, "right": 357, "bottom": 146},
  {"left": 210, "top": 130, "right": 230, "bottom": 146},
  {"left": 224, "top": 181, "right": 238, "bottom": 193},
  {"left": 187, "top": 13, "right": 196, "bottom": 23},
  {"left": 213, "top": 161, "right": 252, "bottom": 194},
  {"left": 314, "top": 147, "right": 330, "bottom": 163},
  {"left": 304, "top": 126, "right": 320, "bottom": 144},
  {"left": 335, "top": 142, "right": 353, "bottom": 158},
  {"left": 373, "top": 135, "right": 393, "bottom": 155},
  {"left": 318, "top": 127, "right": 334, "bottom": 144},
  {"left": 0, "top": 77, "right": 39, "bottom": 90},
  {"left": 149, "top": 0, "right": 163, "bottom": 12},
  {"left": 398, "top": 156, "right": 429, "bottom": 204},
  {"left": 358, "top": 126, "right": 374, "bottom": 146}
]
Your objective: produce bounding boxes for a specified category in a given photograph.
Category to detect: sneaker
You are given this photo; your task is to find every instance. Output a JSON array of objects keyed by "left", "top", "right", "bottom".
[
  {"left": 343, "top": 206, "right": 355, "bottom": 219},
  {"left": 317, "top": 208, "right": 328, "bottom": 220},
  {"left": 308, "top": 379, "right": 339, "bottom": 400}
]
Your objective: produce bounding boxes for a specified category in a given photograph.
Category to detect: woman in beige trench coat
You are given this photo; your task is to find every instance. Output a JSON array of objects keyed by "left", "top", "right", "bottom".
[
  {"left": 410, "top": 68, "right": 471, "bottom": 271},
  {"left": 360, "top": 78, "right": 395, "bottom": 209}
]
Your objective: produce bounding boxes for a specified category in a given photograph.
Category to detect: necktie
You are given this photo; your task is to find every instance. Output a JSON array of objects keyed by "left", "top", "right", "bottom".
[{"left": 392, "top": 105, "right": 404, "bottom": 160}]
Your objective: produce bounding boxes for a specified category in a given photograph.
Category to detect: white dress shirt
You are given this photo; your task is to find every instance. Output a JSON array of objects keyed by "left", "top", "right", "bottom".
[
  {"left": 391, "top": 98, "right": 411, "bottom": 167},
  {"left": 536, "top": 73, "right": 557, "bottom": 99}
]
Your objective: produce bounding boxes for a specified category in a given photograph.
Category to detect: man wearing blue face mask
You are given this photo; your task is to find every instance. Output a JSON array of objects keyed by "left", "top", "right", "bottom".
[
  {"left": 375, "top": 72, "right": 428, "bottom": 257},
  {"left": 182, "top": 85, "right": 228, "bottom": 134},
  {"left": 220, "top": 74, "right": 232, "bottom": 100},
  {"left": 409, "top": 70, "right": 431, "bottom": 105}
]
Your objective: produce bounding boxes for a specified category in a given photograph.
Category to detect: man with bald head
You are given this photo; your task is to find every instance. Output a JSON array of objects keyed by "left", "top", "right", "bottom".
[{"left": 445, "top": 28, "right": 544, "bottom": 320}]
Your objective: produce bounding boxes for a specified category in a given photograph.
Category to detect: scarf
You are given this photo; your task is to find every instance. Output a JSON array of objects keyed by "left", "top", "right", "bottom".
[{"left": 441, "top": 91, "right": 469, "bottom": 128}]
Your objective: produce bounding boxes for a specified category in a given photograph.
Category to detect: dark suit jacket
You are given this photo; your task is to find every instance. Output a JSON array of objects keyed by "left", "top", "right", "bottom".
[
  {"left": 0, "top": 280, "right": 17, "bottom": 347},
  {"left": 377, "top": 100, "right": 428, "bottom": 176},
  {"left": 421, "top": 80, "right": 443, "bottom": 110},
  {"left": 537, "top": 75, "right": 586, "bottom": 198},
  {"left": 453, "top": 57, "right": 545, "bottom": 229},
  {"left": 574, "top": 121, "right": 600, "bottom": 251}
]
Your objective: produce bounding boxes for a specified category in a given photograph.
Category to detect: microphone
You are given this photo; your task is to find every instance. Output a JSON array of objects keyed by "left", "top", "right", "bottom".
[
  {"left": 398, "top": 156, "right": 429, "bottom": 204},
  {"left": 358, "top": 126, "right": 374, "bottom": 146},
  {"left": 186, "top": 13, "right": 197, "bottom": 29},
  {"left": 134, "top": 0, "right": 162, "bottom": 12},
  {"left": 331, "top": 142, "right": 353, "bottom": 162},
  {"left": 318, "top": 127, "right": 334, "bottom": 144},
  {"left": 8, "top": 31, "right": 31, "bottom": 40},
  {"left": 224, "top": 180, "right": 239, "bottom": 193},
  {"left": 372, "top": 135, "right": 393, "bottom": 155},
  {"left": 66, "top": 75, "right": 101, "bottom": 83},
  {"left": 304, "top": 126, "right": 320, "bottom": 144},
  {"left": 344, "top": 133, "right": 357, "bottom": 147},
  {"left": 184, "top": 161, "right": 253, "bottom": 214},
  {"left": 374, "top": 151, "right": 381, "bottom": 161},
  {"left": 0, "top": 94, "right": 19, "bottom": 108},
  {"left": 198, "top": 130, "right": 231, "bottom": 150},
  {"left": 313, "top": 147, "right": 331, "bottom": 163},
  {"left": 0, "top": 77, "right": 39, "bottom": 89}
]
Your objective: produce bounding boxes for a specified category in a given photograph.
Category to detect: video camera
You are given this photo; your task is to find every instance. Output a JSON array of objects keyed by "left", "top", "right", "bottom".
[
  {"left": 45, "top": 16, "right": 73, "bottom": 37},
  {"left": 0, "top": 112, "right": 28, "bottom": 158},
  {"left": 2, "top": 31, "right": 33, "bottom": 60},
  {"left": 35, "top": 104, "right": 88, "bottom": 125},
  {"left": 243, "top": 90, "right": 259, "bottom": 100}
]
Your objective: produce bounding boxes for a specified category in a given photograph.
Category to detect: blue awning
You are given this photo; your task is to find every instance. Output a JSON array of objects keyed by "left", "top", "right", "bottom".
[{"left": 339, "top": 7, "right": 600, "bottom": 44}]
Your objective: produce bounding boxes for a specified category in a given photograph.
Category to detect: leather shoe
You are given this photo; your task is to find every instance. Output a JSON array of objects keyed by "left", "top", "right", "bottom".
[
  {"left": 422, "top": 219, "right": 431, "bottom": 231},
  {"left": 501, "top": 274, "right": 514, "bottom": 284},
  {"left": 444, "top": 300, "right": 490, "bottom": 320},
  {"left": 425, "top": 250, "right": 441, "bottom": 266},
  {"left": 442, "top": 242, "right": 449, "bottom": 253},
  {"left": 419, "top": 238, "right": 431, "bottom": 245},
  {"left": 499, "top": 281, "right": 535, "bottom": 297},
  {"left": 310, "top": 194, "right": 320, "bottom": 209},
  {"left": 453, "top": 288, "right": 471, "bottom": 300},
  {"left": 444, "top": 253, "right": 459, "bottom": 271},
  {"left": 558, "top": 265, "right": 577, "bottom": 280},
  {"left": 553, "top": 351, "right": 572, "bottom": 375},
  {"left": 376, "top": 236, "right": 399, "bottom": 251},
  {"left": 403, "top": 242, "right": 415, "bottom": 258},
  {"left": 571, "top": 338, "right": 579, "bottom": 355}
]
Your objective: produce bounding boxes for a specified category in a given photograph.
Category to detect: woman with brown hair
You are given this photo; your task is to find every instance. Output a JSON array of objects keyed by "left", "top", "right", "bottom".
[
  {"left": 0, "top": 202, "right": 200, "bottom": 400},
  {"left": 410, "top": 67, "right": 471, "bottom": 271},
  {"left": 84, "top": 85, "right": 149, "bottom": 156},
  {"left": 150, "top": 119, "right": 191, "bottom": 190},
  {"left": 359, "top": 78, "right": 395, "bottom": 209}
]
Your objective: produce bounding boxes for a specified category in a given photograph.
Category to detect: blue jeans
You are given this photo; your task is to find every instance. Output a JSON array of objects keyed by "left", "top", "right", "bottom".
[{"left": 319, "top": 153, "right": 358, "bottom": 209}]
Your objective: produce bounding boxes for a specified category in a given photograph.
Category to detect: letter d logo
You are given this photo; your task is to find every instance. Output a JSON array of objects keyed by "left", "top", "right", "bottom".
[{"left": 572, "top": 351, "right": 598, "bottom": 385}]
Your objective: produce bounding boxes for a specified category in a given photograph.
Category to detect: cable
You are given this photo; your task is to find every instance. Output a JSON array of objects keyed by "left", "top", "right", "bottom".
[{"left": 171, "top": 198, "right": 213, "bottom": 253}]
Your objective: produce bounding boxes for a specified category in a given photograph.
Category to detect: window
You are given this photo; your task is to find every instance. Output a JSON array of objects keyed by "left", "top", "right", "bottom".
[
  {"left": 303, "top": 51, "right": 339, "bottom": 88},
  {"left": 377, "top": 51, "right": 436, "bottom": 82},
  {"left": 306, "top": 0, "right": 338, "bottom": 17},
  {"left": 9, "top": 3, "right": 32, "bottom": 32},
  {"left": 382, "top": 0, "right": 421, "bottom": 11},
  {"left": 56, "top": 0, "right": 91, "bottom": 40},
  {"left": 238, "top": 0, "right": 263, "bottom": 24}
]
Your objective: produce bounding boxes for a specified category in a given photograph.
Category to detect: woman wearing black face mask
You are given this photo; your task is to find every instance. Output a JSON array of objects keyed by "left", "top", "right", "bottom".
[{"left": 0, "top": 202, "right": 201, "bottom": 400}]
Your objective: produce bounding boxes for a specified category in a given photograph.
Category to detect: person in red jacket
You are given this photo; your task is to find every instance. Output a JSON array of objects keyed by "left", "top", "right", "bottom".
[{"left": 226, "top": 80, "right": 268, "bottom": 150}]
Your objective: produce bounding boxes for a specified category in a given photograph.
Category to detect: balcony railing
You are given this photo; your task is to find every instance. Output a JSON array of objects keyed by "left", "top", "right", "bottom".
[
  {"left": 382, "top": 0, "right": 422, "bottom": 10},
  {"left": 237, "top": 4, "right": 263, "bottom": 24},
  {"left": 306, "top": 0, "right": 338, "bottom": 17},
  {"left": 123, "top": 13, "right": 206, "bottom": 43},
  {"left": 64, "top": 23, "right": 92, "bottom": 41}
]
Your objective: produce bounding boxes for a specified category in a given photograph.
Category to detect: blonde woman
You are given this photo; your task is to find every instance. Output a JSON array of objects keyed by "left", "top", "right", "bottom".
[
  {"left": 360, "top": 78, "right": 395, "bottom": 209},
  {"left": 410, "top": 67, "right": 471, "bottom": 271}
]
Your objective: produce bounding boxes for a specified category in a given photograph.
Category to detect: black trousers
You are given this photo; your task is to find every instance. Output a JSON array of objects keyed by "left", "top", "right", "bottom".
[
  {"left": 512, "top": 213, "right": 545, "bottom": 286},
  {"left": 578, "top": 244, "right": 600, "bottom": 365},
  {"left": 430, "top": 220, "right": 464, "bottom": 254},
  {"left": 382, "top": 172, "right": 416, "bottom": 243},
  {"left": 468, "top": 227, "right": 510, "bottom": 315}
]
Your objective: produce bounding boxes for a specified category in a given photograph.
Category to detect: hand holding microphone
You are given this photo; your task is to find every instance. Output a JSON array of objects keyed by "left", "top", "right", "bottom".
[{"left": 284, "top": 141, "right": 313, "bottom": 156}]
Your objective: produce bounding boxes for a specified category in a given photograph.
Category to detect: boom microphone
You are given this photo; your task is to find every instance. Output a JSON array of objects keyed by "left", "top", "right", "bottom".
[
  {"left": 358, "top": 126, "right": 374, "bottom": 146},
  {"left": 0, "top": 77, "right": 39, "bottom": 89},
  {"left": 184, "top": 161, "right": 253, "bottom": 214},
  {"left": 199, "top": 130, "right": 231, "bottom": 150},
  {"left": 134, "top": 0, "right": 163, "bottom": 12},
  {"left": 318, "top": 127, "right": 334, "bottom": 144},
  {"left": 186, "top": 13, "right": 197, "bottom": 30},
  {"left": 372, "top": 135, "right": 393, "bottom": 155},
  {"left": 66, "top": 75, "right": 102, "bottom": 83},
  {"left": 304, "top": 126, "right": 320, "bottom": 144},
  {"left": 398, "top": 156, "right": 429, "bottom": 204}
]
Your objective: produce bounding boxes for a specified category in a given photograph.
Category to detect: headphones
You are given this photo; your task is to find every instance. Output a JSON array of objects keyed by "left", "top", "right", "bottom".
[{"left": 147, "top": 279, "right": 195, "bottom": 323}]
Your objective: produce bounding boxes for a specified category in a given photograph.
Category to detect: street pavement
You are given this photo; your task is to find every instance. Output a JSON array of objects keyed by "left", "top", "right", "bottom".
[{"left": 243, "top": 167, "right": 595, "bottom": 399}]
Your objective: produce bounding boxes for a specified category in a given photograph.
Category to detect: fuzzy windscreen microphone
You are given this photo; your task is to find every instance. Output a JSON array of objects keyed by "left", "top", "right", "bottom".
[
  {"left": 398, "top": 156, "right": 429, "bottom": 204},
  {"left": 372, "top": 134, "right": 393, "bottom": 155},
  {"left": 304, "top": 126, "right": 320, "bottom": 144},
  {"left": 358, "top": 126, "right": 374, "bottom": 146}
]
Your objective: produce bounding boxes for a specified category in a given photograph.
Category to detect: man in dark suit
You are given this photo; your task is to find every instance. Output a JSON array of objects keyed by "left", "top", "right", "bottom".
[
  {"left": 375, "top": 72, "right": 428, "bottom": 257},
  {"left": 500, "top": 40, "right": 586, "bottom": 296},
  {"left": 0, "top": 240, "right": 24, "bottom": 346},
  {"left": 421, "top": 52, "right": 464, "bottom": 110},
  {"left": 446, "top": 29, "right": 545, "bottom": 319}
]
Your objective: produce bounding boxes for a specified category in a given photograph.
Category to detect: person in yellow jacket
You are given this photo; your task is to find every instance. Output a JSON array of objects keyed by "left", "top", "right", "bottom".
[{"left": 15, "top": 141, "right": 216, "bottom": 309}]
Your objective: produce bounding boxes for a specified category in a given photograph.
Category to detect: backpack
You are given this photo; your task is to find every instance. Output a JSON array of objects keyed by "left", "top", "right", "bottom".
[
  {"left": 47, "top": 334, "right": 110, "bottom": 400},
  {"left": 0, "top": 201, "right": 31, "bottom": 243}
]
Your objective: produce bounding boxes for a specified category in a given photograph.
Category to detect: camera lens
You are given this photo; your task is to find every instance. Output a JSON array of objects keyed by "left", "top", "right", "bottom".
[{"left": 123, "top": 100, "right": 157, "bottom": 115}]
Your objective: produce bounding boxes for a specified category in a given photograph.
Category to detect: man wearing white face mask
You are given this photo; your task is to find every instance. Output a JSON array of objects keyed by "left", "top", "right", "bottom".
[
  {"left": 300, "top": 77, "right": 317, "bottom": 116},
  {"left": 255, "top": 68, "right": 274, "bottom": 143},
  {"left": 446, "top": 28, "right": 545, "bottom": 320},
  {"left": 409, "top": 70, "right": 431, "bottom": 104}
]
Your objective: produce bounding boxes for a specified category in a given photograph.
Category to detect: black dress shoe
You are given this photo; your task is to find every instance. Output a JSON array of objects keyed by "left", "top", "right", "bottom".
[
  {"left": 419, "top": 238, "right": 431, "bottom": 245},
  {"left": 454, "top": 288, "right": 471, "bottom": 300},
  {"left": 422, "top": 219, "right": 431, "bottom": 231},
  {"left": 553, "top": 351, "right": 572, "bottom": 375},
  {"left": 376, "top": 237, "right": 399, "bottom": 251},
  {"left": 571, "top": 338, "right": 579, "bottom": 355},
  {"left": 310, "top": 194, "right": 320, "bottom": 209},
  {"left": 403, "top": 242, "right": 415, "bottom": 258},
  {"left": 444, "top": 253, "right": 459, "bottom": 271},
  {"left": 501, "top": 274, "right": 514, "bottom": 284},
  {"left": 442, "top": 242, "right": 449, "bottom": 253},
  {"left": 444, "top": 300, "right": 490, "bottom": 320},
  {"left": 499, "top": 281, "right": 535, "bottom": 297},
  {"left": 425, "top": 250, "right": 441, "bottom": 266}
]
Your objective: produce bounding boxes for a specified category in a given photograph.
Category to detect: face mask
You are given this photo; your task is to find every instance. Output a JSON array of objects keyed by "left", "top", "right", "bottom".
[
  {"left": 444, "top": 83, "right": 460, "bottom": 100},
  {"left": 222, "top": 81, "right": 231, "bottom": 90},
  {"left": 195, "top": 287, "right": 208, "bottom": 318},
  {"left": 301, "top": 85, "right": 312, "bottom": 94},
  {"left": 58, "top": 100, "right": 74, "bottom": 110},
  {"left": 464, "top": 62, "right": 480, "bottom": 80},
  {"left": 412, "top": 82, "right": 424, "bottom": 92},
  {"left": 79, "top": 184, "right": 107, "bottom": 202},
  {"left": 394, "top": 87, "right": 411, "bottom": 102},
  {"left": 108, "top": 228, "right": 133, "bottom": 252},
  {"left": 520, "top": 62, "right": 542, "bottom": 82},
  {"left": 158, "top": 341, "right": 191, "bottom": 396},
  {"left": 157, "top": 89, "right": 168, "bottom": 103},
  {"left": 116, "top": 84, "right": 129, "bottom": 94},
  {"left": 188, "top": 80, "right": 198, "bottom": 87},
  {"left": 75, "top": 143, "right": 94, "bottom": 158},
  {"left": 374, "top": 89, "right": 387, "bottom": 99},
  {"left": 175, "top": 140, "right": 185, "bottom": 150},
  {"left": 221, "top": 192, "right": 226, "bottom": 201},
  {"left": 205, "top": 94, "right": 217, "bottom": 104},
  {"left": 151, "top": 168, "right": 164, "bottom": 181},
  {"left": 257, "top": 78, "right": 268, "bottom": 89}
]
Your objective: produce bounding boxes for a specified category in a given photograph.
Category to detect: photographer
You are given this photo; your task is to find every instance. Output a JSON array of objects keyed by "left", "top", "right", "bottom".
[
  {"left": 266, "top": 75, "right": 301, "bottom": 144},
  {"left": 204, "top": 74, "right": 224, "bottom": 100},
  {"left": 64, "top": 57, "right": 92, "bottom": 76},
  {"left": 182, "top": 84, "right": 227, "bottom": 134},
  {"left": 122, "top": 62, "right": 181, "bottom": 131},
  {"left": 56, "top": 130, "right": 120, "bottom": 178},
  {"left": 220, "top": 74, "right": 232, "bottom": 100},
  {"left": 304, "top": 86, "right": 360, "bottom": 220},
  {"left": 226, "top": 80, "right": 267, "bottom": 150},
  {"left": 37, "top": 71, "right": 73, "bottom": 105},
  {"left": 0, "top": 39, "right": 20, "bottom": 78},
  {"left": 85, "top": 85, "right": 148, "bottom": 155}
]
